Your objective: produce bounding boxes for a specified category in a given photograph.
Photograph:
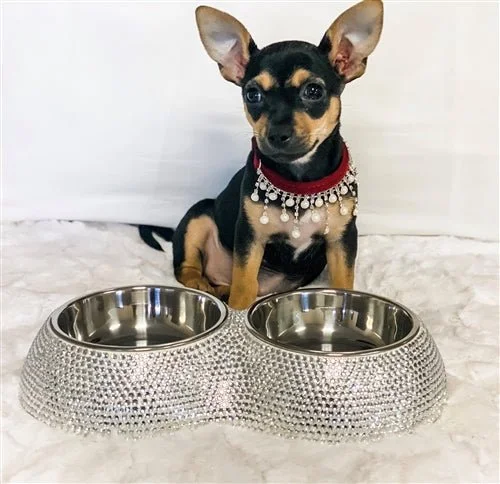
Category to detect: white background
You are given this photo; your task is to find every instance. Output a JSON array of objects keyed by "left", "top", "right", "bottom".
[{"left": 3, "top": 1, "right": 499, "bottom": 240}]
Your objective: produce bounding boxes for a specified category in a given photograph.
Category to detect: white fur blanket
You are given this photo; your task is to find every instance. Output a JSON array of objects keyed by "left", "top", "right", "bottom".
[{"left": 2, "top": 221, "right": 498, "bottom": 483}]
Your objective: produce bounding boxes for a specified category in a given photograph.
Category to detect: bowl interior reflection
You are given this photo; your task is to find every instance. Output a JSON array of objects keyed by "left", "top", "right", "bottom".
[
  {"left": 248, "top": 290, "right": 416, "bottom": 354},
  {"left": 53, "top": 287, "right": 225, "bottom": 349}
]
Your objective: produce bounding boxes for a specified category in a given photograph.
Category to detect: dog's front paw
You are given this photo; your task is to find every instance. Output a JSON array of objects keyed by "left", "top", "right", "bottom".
[
  {"left": 184, "top": 277, "right": 217, "bottom": 296},
  {"left": 228, "top": 289, "right": 256, "bottom": 310},
  {"left": 214, "top": 285, "right": 231, "bottom": 303},
  {"left": 228, "top": 299, "right": 252, "bottom": 310}
]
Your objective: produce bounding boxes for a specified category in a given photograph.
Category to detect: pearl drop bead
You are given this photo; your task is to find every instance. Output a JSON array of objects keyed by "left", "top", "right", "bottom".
[
  {"left": 285, "top": 198, "right": 295, "bottom": 207},
  {"left": 340, "top": 206, "right": 348, "bottom": 216},
  {"left": 260, "top": 215, "right": 269, "bottom": 224},
  {"left": 348, "top": 175, "right": 355, "bottom": 183},
  {"left": 311, "top": 212, "right": 321, "bottom": 223},
  {"left": 340, "top": 185, "right": 348, "bottom": 195},
  {"left": 315, "top": 198, "right": 324, "bottom": 208},
  {"left": 251, "top": 192, "right": 259, "bottom": 202},
  {"left": 291, "top": 227, "right": 301, "bottom": 239},
  {"left": 280, "top": 212, "right": 290, "bottom": 222},
  {"left": 353, "top": 208, "right": 358, "bottom": 216},
  {"left": 259, "top": 182, "right": 267, "bottom": 190},
  {"left": 269, "top": 192, "right": 278, "bottom": 201},
  {"left": 300, "top": 199, "right": 310, "bottom": 209},
  {"left": 329, "top": 194, "right": 337, "bottom": 203}
]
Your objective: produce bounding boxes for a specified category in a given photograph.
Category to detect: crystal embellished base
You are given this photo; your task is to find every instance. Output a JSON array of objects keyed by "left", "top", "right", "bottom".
[
  {"left": 19, "top": 287, "right": 447, "bottom": 442},
  {"left": 232, "top": 304, "right": 447, "bottom": 443},
  {"left": 19, "top": 286, "right": 237, "bottom": 437}
]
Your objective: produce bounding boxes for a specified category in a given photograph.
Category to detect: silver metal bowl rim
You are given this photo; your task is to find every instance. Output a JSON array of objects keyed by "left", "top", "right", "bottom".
[
  {"left": 47, "top": 285, "right": 228, "bottom": 352},
  {"left": 245, "top": 287, "right": 422, "bottom": 357}
]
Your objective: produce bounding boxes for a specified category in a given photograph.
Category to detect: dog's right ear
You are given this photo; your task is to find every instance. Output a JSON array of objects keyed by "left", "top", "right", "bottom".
[{"left": 195, "top": 6, "right": 257, "bottom": 85}]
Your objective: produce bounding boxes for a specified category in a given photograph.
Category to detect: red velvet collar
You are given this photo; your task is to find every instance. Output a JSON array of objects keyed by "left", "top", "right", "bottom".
[{"left": 252, "top": 137, "right": 350, "bottom": 195}]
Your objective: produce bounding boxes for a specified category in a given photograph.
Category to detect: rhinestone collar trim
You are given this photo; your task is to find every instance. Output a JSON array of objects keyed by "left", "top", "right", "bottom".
[{"left": 250, "top": 139, "right": 359, "bottom": 239}]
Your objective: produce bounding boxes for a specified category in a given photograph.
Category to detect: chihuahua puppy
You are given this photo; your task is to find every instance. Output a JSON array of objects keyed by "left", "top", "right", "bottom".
[{"left": 139, "top": 0, "right": 383, "bottom": 309}]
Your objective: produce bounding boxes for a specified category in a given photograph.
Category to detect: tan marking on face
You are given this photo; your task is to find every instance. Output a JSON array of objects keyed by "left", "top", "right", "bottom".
[
  {"left": 253, "top": 71, "right": 277, "bottom": 91},
  {"left": 286, "top": 68, "right": 312, "bottom": 88},
  {"left": 244, "top": 106, "right": 269, "bottom": 139},
  {"left": 293, "top": 96, "right": 341, "bottom": 149}
]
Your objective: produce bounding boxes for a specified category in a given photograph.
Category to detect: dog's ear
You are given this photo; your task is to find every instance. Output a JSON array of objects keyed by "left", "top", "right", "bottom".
[
  {"left": 195, "top": 6, "right": 256, "bottom": 85},
  {"left": 319, "top": 0, "right": 383, "bottom": 83}
]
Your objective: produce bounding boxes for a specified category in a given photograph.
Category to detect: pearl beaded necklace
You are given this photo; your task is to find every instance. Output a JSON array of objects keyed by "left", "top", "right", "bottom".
[{"left": 250, "top": 142, "right": 358, "bottom": 239}]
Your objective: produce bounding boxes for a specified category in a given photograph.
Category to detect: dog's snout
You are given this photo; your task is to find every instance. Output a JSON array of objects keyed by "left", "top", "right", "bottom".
[{"left": 267, "top": 125, "right": 293, "bottom": 148}]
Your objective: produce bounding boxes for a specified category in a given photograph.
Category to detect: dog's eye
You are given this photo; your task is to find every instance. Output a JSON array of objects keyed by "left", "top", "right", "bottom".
[
  {"left": 245, "top": 87, "right": 262, "bottom": 104},
  {"left": 302, "top": 83, "right": 324, "bottom": 101}
]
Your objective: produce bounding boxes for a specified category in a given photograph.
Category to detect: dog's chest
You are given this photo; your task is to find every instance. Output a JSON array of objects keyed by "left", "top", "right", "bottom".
[
  {"left": 245, "top": 197, "right": 355, "bottom": 252},
  {"left": 270, "top": 207, "right": 322, "bottom": 250}
]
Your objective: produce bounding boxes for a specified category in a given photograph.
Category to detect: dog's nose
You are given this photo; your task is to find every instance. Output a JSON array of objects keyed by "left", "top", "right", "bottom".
[{"left": 267, "top": 126, "right": 293, "bottom": 148}]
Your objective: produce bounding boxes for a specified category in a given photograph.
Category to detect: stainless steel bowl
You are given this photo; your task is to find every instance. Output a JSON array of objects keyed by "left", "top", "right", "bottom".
[
  {"left": 235, "top": 289, "right": 447, "bottom": 443},
  {"left": 19, "top": 286, "right": 231, "bottom": 436},
  {"left": 246, "top": 289, "right": 418, "bottom": 354},
  {"left": 51, "top": 285, "right": 225, "bottom": 350}
]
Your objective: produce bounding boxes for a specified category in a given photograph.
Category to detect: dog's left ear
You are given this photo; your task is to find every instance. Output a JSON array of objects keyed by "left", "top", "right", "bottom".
[
  {"left": 195, "top": 6, "right": 257, "bottom": 85},
  {"left": 319, "top": 0, "right": 383, "bottom": 83}
]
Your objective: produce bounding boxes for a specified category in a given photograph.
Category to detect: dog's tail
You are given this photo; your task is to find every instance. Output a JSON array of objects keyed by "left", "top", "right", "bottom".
[{"left": 138, "top": 225, "right": 174, "bottom": 252}]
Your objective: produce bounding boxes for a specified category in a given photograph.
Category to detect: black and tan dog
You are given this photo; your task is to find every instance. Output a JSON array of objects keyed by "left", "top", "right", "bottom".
[{"left": 139, "top": 0, "right": 383, "bottom": 309}]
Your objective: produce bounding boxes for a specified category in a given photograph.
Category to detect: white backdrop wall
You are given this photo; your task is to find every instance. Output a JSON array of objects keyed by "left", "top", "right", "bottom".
[{"left": 3, "top": 1, "right": 499, "bottom": 240}]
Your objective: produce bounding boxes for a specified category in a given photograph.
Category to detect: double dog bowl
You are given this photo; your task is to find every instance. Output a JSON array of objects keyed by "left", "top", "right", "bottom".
[{"left": 19, "top": 286, "right": 447, "bottom": 443}]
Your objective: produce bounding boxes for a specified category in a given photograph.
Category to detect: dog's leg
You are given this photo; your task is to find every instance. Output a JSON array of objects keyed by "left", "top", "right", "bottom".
[
  {"left": 228, "top": 199, "right": 268, "bottom": 309},
  {"left": 173, "top": 200, "right": 220, "bottom": 295},
  {"left": 175, "top": 215, "right": 216, "bottom": 294},
  {"left": 228, "top": 241, "right": 265, "bottom": 309},
  {"left": 325, "top": 216, "right": 357, "bottom": 290},
  {"left": 326, "top": 242, "right": 355, "bottom": 289}
]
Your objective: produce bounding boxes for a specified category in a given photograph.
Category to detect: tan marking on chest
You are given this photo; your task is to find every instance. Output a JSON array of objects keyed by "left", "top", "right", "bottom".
[{"left": 244, "top": 197, "right": 355, "bottom": 247}]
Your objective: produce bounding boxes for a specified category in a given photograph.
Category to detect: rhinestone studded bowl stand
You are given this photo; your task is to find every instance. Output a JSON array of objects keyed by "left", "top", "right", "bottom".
[
  {"left": 230, "top": 309, "right": 447, "bottom": 443},
  {"left": 19, "top": 301, "right": 447, "bottom": 442},
  {"left": 250, "top": 144, "right": 358, "bottom": 239},
  {"left": 19, "top": 313, "right": 241, "bottom": 437}
]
